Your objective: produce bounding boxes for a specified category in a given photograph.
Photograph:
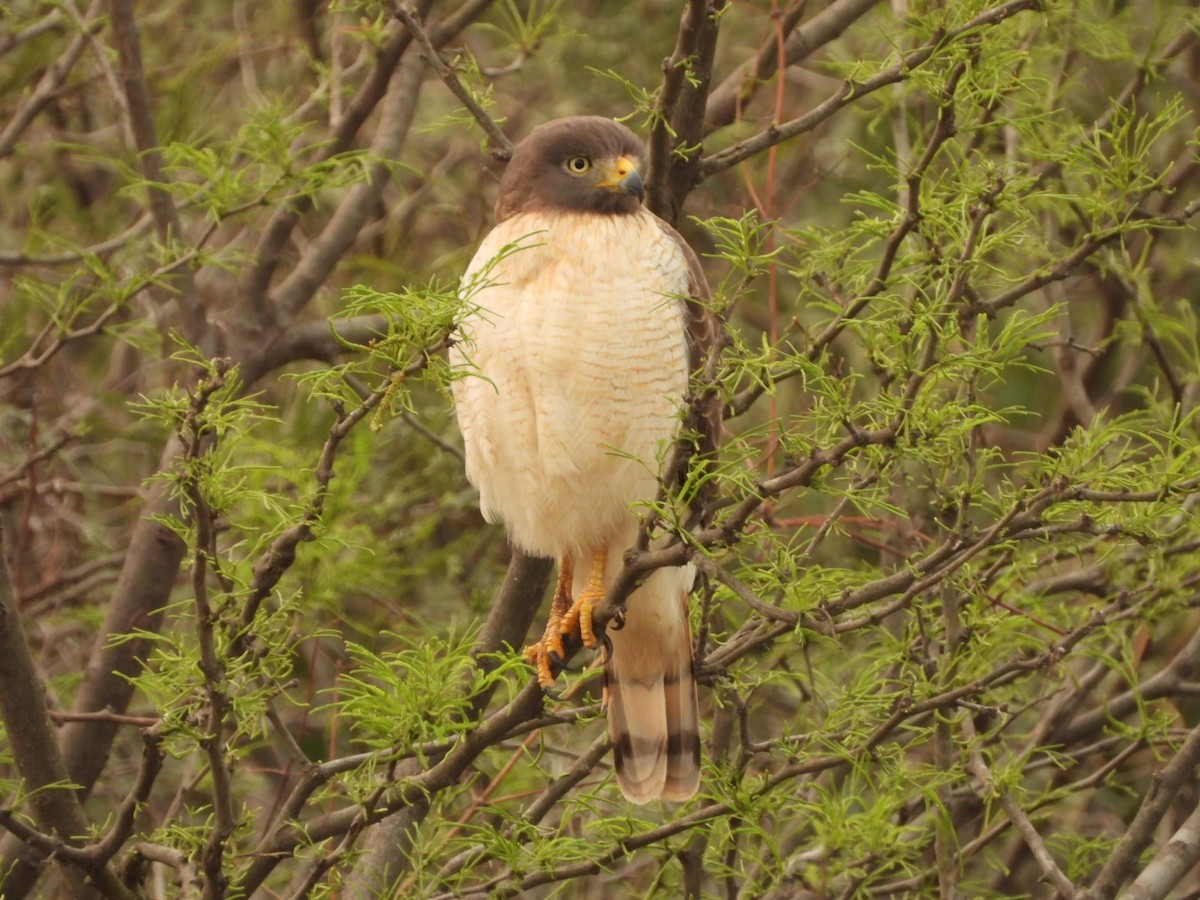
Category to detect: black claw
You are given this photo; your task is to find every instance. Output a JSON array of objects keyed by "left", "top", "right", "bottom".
[
  {"left": 553, "top": 653, "right": 582, "bottom": 674},
  {"left": 547, "top": 649, "right": 582, "bottom": 675},
  {"left": 610, "top": 609, "right": 627, "bottom": 632},
  {"left": 599, "top": 630, "right": 614, "bottom": 662},
  {"left": 541, "top": 683, "right": 564, "bottom": 701}
]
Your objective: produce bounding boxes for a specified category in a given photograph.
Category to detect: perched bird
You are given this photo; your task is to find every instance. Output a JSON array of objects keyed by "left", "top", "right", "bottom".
[{"left": 450, "top": 116, "right": 720, "bottom": 803}]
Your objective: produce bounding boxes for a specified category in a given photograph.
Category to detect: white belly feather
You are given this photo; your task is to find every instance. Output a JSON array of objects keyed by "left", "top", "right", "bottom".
[{"left": 450, "top": 210, "right": 690, "bottom": 560}]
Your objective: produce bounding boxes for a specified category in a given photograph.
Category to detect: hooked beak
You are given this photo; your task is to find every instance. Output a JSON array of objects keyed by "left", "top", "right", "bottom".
[{"left": 596, "top": 155, "right": 645, "bottom": 202}]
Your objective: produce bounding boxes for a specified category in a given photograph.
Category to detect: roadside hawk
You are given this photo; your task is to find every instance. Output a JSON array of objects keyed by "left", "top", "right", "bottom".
[{"left": 451, "top": 116, "right": 720, "bottom": 803}]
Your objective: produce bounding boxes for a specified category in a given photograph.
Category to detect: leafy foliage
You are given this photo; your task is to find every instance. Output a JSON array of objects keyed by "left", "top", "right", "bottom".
[{"left": 1, "top": 0, "right": 1199, "bottom": 898}]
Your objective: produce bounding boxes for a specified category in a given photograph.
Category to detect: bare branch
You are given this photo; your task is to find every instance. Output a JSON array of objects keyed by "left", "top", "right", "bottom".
[
  {"left": 268, "top": 54, "right": 427, "bottom": 322},
  {"left": 47, "top": 709, "right": 158, "bottom": 727},
  {"left": 962, "top": 716, "right": 1087, "bottom": 899},
  {"left": 0, "top": 432, "right": 73, "bottom": 490},
  {"left": 0, "top": 0, "right": 103, "bottom": 160},
  {"left": 392, "top": 3, "right": 513, "bottom": 161},
  {"left": 698, "top": 0, "right": 1041, "bottom": 179},
  {"left": 1121, "top": 801, "right": 1200, "bottom": 900},
  {"left": 247, "top": 314, "right": 390, "bottom": 376},
  {"left": 17, "top": 552, "right": 124, "bottom": 607},
  {"left": 86, "top": 730, "right": 163, "bottom": 867},
  {"left": 1090, "top": 720, "right": 1200, "bottom": 897},
  {"left": 704, "top": 0, "right": 882, "bottom": 132},
  {"left": 0, "top": 523, "right": 133, "bottom": 898},
  {"left": 646, "top": 0, "right": 727, "bottom": 223},
  {"left": 0, "top": 11, "right": 67, "bottom": 60},
  {"left": 0, "top": 215, "right": 154, "bottom": 267},
  {"left": 105, "top": 0, "right": 207, "bottom": 345}
]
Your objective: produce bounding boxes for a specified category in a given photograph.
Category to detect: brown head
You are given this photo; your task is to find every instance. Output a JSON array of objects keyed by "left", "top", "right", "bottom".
[{"left": 494, "top": 116, "right": 646, "bottom": 222}]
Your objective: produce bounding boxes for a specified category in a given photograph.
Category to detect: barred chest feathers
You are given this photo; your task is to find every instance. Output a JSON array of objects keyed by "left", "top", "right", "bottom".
[{"left": 451, "top": 209, "right": 691, "bottom": 560}]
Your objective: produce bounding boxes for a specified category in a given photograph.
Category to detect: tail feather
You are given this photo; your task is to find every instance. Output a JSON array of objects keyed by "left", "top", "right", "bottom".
[{"left": 603, "top": 565, "right": 700, "bottom": 804}]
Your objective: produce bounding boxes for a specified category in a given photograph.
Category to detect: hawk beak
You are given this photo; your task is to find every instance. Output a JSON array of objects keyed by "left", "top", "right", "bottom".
[{"left": 596, "top": 156, "right": 645, "bottom": 201}]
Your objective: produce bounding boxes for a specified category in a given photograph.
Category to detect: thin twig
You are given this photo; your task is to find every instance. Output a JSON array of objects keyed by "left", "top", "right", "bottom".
[
  {"left": 699, "top": 0, "right": 1041, "bottom": 179},
  {"left": 0, "top": 0, "right": 103, "bottom": 160},
  {"left": 0, "top": 214, "right": 154, "bottom": 267},
  {"left": 392, "top": 3, "right": 513, "bottom": 161},
  {"left": 106, "top": 0, "right": 207, "bottom": 344},
  {"left": 962, "top": 716, "right": 1086, "bottom": 899},
  {"left": 0, "top": 10, "right": 66, "bottom": 59},
  {"left": 178, "top": 360, "right": 237, "bottom": 898},
  {"left": 704, "top": 0, "right": 880, "bottom": 132}
]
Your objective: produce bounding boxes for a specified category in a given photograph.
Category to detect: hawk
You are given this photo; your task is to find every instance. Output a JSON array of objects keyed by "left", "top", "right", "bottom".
[{"left": 451, "top": 116, "right": 720, "bottom": 803}]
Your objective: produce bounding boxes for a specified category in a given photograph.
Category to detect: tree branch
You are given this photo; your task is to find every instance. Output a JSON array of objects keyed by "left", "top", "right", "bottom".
[
  {"left": 1120, "top": 801, "right": 1200, "bottom": 900},
  {"left": 1090, "top": 719, "right": 1200, "bottom": 897},
  {"left": 391, "top": 3, "right": 513, "bottom": 161},
  {"left": 105, "top": 0, "right": 207, "bottom": 346},
  {"left": 698, "top": 0, "right": 1041, "bottom": 179},
  {"left": 962, "top": 716, "right": 1087, "bottom": 899},
  {"left": 268, "top": 53, "right": 427, "bottom": 322},
  {"left": 0, "top": 10, "right": 67, "bottom": 60},
  {"left": 0, "top": 0, "right": 102, "bottom": 160},
  {"left": 0, "top": 523, "right": 133, "bottom": 898},
  {"left": 646, "top": 0, "right": 727, "bottom": 223},
  {"left": 703, "top": 0, "right": 882, "bottom": 132}
]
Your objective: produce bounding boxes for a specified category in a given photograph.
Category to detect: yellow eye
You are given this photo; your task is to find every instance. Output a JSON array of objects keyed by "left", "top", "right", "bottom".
[{"left": 565, "top": 156, "right": 591, "bottom": 175}]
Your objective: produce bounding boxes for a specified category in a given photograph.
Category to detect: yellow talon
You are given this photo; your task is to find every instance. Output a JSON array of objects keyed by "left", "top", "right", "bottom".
[
  {"left": 523, "top": 549, "right": 609, "bottom": 691},
  {"left": 524, "top": 556, "right": 574, "bottom": 687},
  {"left": 524, "top": 548, "right": 607, "bottom": 686},
  {"left": 560, "top": 547, "right": 606, "bottom": 650}
]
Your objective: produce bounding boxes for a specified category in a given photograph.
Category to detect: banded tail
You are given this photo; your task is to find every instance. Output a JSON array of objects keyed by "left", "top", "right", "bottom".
[{"left": 603, "top": 565, "right": 700, "bottom": 803}]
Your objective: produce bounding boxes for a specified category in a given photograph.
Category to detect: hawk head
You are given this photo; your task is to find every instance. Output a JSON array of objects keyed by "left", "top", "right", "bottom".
[{"left": 495, "top": 116, "right": 646, "bottom": 222}]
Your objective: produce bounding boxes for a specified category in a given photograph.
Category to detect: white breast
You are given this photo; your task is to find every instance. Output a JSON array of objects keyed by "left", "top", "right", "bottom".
[{"left": 450, "top": 210, "right": 691, "bottom": 560}]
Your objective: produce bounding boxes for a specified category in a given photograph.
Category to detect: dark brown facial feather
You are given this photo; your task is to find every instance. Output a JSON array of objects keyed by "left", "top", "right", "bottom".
[{"left": 494, "top": 116, "right": 646, "bottom": 222}]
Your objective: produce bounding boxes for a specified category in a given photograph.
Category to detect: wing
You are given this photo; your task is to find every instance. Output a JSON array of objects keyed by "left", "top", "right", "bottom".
[{"left": 653, "top": 217, "right": 725, "bottom": 509}]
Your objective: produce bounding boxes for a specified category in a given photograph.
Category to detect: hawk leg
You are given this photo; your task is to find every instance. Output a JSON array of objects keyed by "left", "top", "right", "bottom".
[
  {"left": 525, "top": 555, "right": 575, "bottom": 687},
  {"left": 560, "top": 547, "right": 606, "bottom": 650}
]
